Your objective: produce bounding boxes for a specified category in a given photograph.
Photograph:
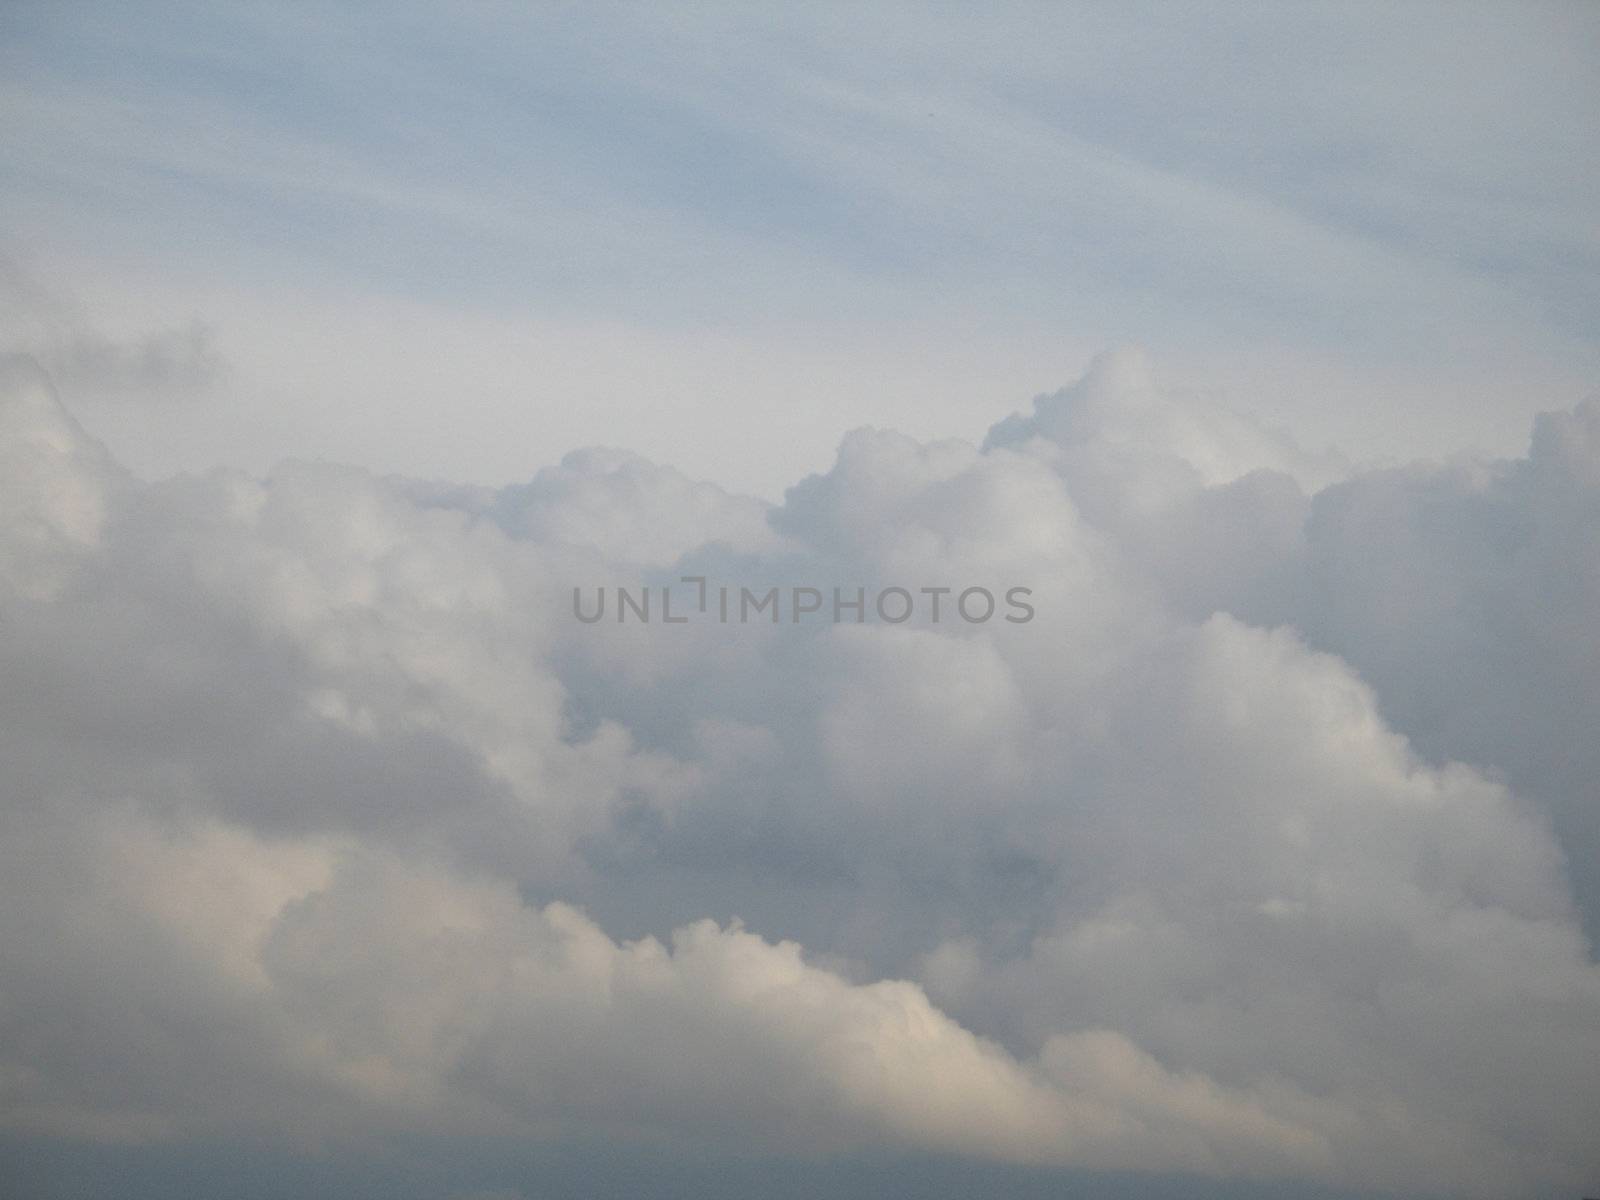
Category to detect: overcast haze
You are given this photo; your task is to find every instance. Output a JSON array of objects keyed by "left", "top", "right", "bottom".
[{"left": 2, "top": 5, "right": 1599, "bottom": 1199}]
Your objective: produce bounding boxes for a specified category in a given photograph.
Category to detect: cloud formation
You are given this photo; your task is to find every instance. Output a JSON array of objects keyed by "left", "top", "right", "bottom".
[
  {"left": 0, "top": 260, "right": 224, "bottom": 403},
  {"left": 2, "top": 350, "right": 1598, "bottom": 1197}
]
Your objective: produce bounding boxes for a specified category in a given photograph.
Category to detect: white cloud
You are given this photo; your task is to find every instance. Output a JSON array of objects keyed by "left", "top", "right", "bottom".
[{"left": 2, "top": 351, "right": 1599, "bottom": 1197}]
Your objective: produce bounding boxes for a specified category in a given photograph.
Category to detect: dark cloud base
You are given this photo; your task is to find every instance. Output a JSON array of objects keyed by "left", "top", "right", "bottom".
[{"left": 0, "top": 1135, "right": 1386, "bottom": 1200}]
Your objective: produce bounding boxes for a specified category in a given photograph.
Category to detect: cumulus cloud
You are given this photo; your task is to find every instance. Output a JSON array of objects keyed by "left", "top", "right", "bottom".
[
  {"left": 404, "top": 445, "right": 784, "bottom": 569},
  {"left": 1, "top": 350, "right": 1598, "bottom": 1198}
]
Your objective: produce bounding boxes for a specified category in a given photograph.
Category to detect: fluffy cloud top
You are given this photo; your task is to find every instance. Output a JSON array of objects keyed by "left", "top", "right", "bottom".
[{"left": 2, "top": 350, "right": 1597, "bottom": 1198}]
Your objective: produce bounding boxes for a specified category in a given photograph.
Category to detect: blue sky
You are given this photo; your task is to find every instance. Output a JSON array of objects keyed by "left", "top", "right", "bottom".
[{"left": 3, "top": 1, "right": 1597, "bottom": 494}]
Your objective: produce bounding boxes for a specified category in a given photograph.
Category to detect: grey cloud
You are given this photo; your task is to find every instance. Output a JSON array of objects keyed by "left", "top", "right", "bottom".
[
  {"left": 0, "top": 259, "right": 224, "bottom": 401},
  {"left": 1286, "top": 397, "right": 1600, "bottom": 938},
  {"left": 1021, "top": 354, "right": 1600, "bottom": 937},
  {"left": 51, "top": 319, "right": 224, "bottom": 398},
  {"left": 2, "top": 353, "right": 1598, "bottom": 1197},
  {"left": 410, "top": 445, "right": 782, "bottom": 567}
]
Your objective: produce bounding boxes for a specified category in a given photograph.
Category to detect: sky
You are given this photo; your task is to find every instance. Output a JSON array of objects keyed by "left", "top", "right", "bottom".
[
  {"left": 3, "top": 5, "right": 1600, "bottom": 1200},
  {"left": 3, "top": 2, "right": 1598, "bottom": 495}
]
